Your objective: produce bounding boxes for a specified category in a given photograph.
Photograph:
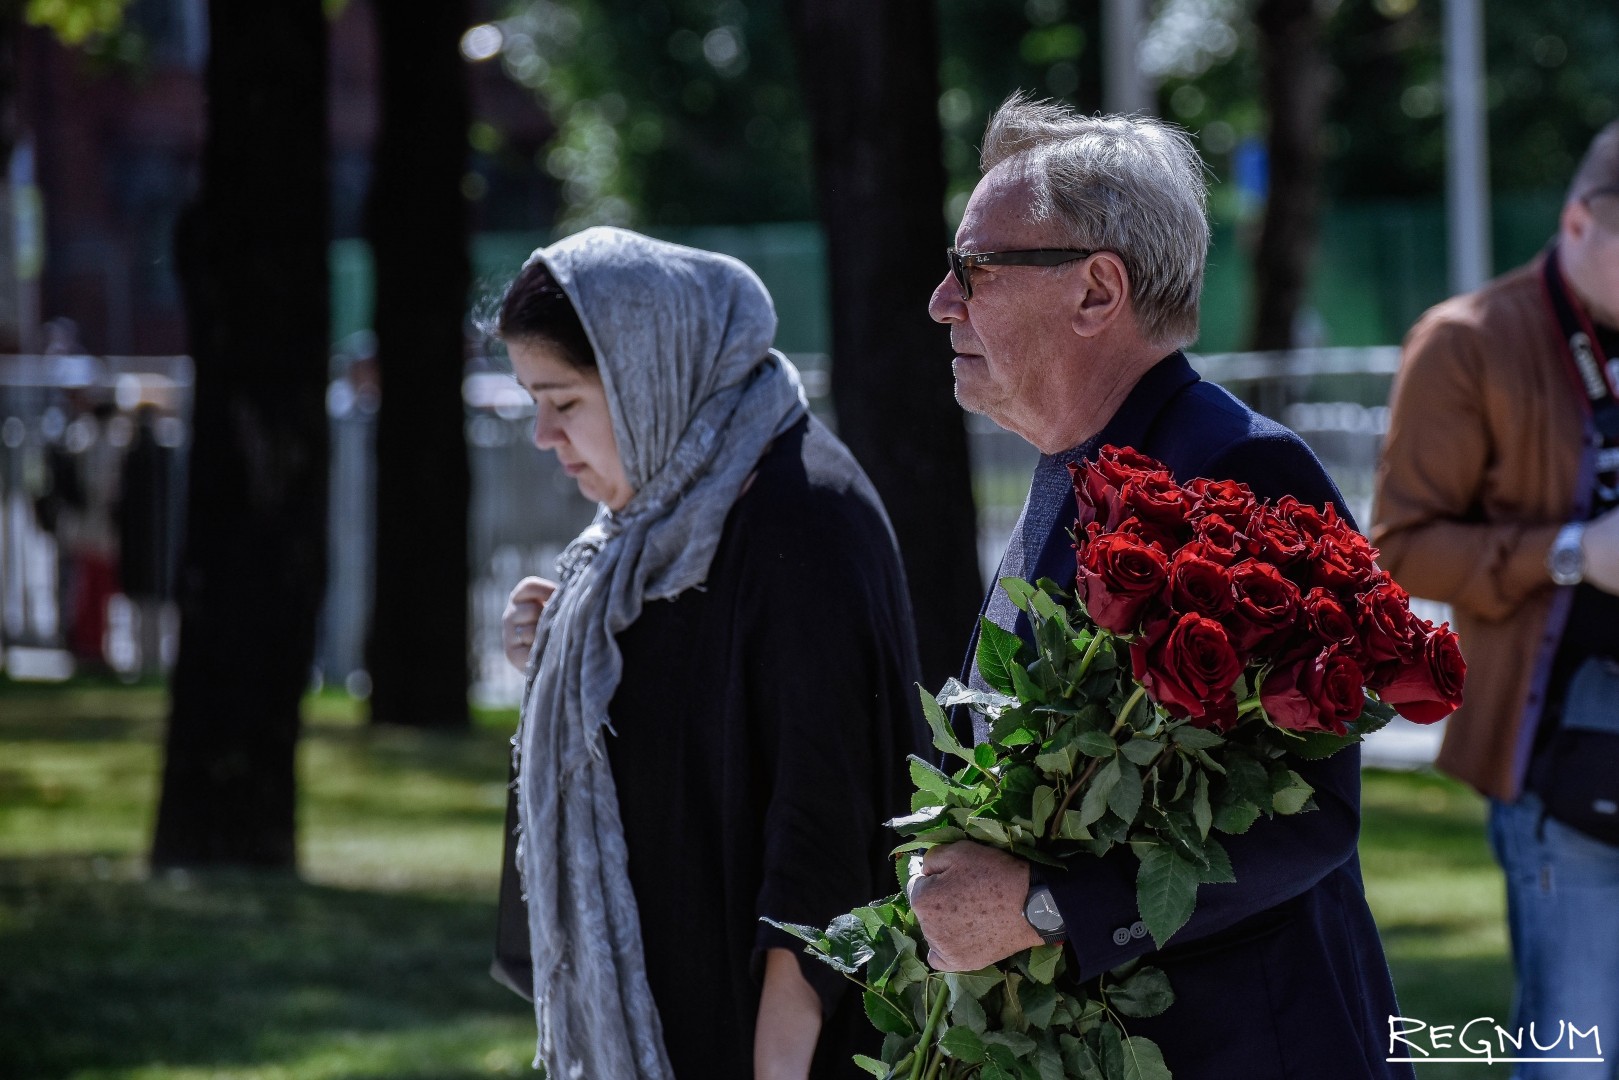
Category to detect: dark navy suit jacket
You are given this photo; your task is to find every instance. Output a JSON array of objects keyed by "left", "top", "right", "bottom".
[{"left": 966, "top": 353, "right": 1413, "bottom": 1080}]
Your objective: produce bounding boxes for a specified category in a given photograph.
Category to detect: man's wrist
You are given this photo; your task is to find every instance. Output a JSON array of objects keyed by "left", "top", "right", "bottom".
[{"left": 1023, "top": 866, "right": 1067, "bottom": 944}]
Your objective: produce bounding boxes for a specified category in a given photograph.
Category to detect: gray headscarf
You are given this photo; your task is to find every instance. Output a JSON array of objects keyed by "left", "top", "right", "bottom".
[{"left": 513, "top": 227, "right": 808, "bottom": 1078}]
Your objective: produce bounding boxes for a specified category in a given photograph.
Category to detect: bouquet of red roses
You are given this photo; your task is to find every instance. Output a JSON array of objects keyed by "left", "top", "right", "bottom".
[{"left": 771, "top": 446, "right": 1463, "bottom": 1080}]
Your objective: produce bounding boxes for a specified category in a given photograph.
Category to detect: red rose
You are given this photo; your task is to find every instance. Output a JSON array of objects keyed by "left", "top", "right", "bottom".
[
  {"left": 1187, "top": 477, "right": 1257, "bottom": 522},
  {"left": 1072, "top": 446, "right": 1170, "bottom": 532},
  {"left": 1244, "top": 505, "right": 1311, "bottom": 567},
  {"left": 1118, "top": 470, "right": 1195, "bottom": 531},
  {"left": 1226, "top": 560, "right": 1301, "bottom": 654},
  {"left": 1309, "top": 533, "right": 1381, "bottom": 593},
  {"left": 1076, "top": 527, "right": 1170, "bottom": 634},
  {"left": 1355, "top": 578, "right": 1421, "bottom": 665},
  {"left": 1194, "top": 516, "right": 1245, "bottom": 565},
  {"left": 1373, "top": 622, "right": 1466, "bottom": 724},
  {"left": 1301, "top": 586, "right": 1359, "bottom": 653},
  {"left": 1166, "top": 545, "right": 1234, "bottom": 618},
  {"left": 1130, "top": 612, "right": 1244, "bottom": 728},
  {"left": 1260, "top": 645, "right": 1366, "bottom": 735}
]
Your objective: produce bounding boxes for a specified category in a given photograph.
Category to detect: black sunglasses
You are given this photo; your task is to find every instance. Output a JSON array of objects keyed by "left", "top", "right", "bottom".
[{"left": 946, "top": 247, "right": 1097, "bottom": 301}]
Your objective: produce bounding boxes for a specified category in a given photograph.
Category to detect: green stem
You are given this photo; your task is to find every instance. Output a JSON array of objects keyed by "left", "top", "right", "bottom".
[
  {"left": 1075, "top": 628, "right": 1108, "bottom": 680},
  {"left": 1114, "top": 685, "right": 1147, "bottom": 730},
  {"left": 1236, "top": 694, "right": 1265, "bottom": 717},
  {"left": 910, "top": 978, "right": 951, "bottom": 1080}
]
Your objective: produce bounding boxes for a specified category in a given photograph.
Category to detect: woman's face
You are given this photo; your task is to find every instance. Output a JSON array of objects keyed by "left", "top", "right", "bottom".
[{"left": 508, "top": 339, "right": 634, "bottom": 511}]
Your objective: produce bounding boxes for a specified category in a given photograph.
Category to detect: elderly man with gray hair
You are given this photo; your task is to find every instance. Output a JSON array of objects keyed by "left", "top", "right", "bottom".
[{"left": 909, "top": 94, "right": 1414, "bottom": 1079}]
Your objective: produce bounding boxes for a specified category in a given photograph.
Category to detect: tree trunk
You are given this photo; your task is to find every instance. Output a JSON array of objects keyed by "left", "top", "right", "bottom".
[
  {"left": 784, "top": 0, "right": 983, "bottom": 690},
  {"left": 1249, "top": 0, "right": 1326, "bottom": 352},
  {"left": 363, "top": 0, "right": 472, "bottom": 729},
  {"left": 152, "top": 1, "right": 328, "bottom": 870}
]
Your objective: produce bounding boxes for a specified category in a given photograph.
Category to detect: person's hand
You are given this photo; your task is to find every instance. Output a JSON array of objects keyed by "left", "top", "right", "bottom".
[
  {"left": 502, "top": 576, "right": 557, "bottom": 670},
  {"left": 1583, "top": 506, "right": 1619, "bottom": 595},
  {"left": 907, "top": 841, "right": 1043, "bottom": 971}
]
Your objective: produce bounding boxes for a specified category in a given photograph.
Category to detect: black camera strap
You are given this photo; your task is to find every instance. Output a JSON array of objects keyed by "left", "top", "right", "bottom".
[{"left": 1541, "top": 247, "right": 1619, "bottom": 509}]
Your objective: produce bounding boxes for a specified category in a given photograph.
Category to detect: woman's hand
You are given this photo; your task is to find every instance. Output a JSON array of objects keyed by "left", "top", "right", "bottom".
[
  {"left": 502, "top": 576, "right": 558, "bottom": 670},
  {"left": 754, "top": 947, "right": 822, "bottom": 1080}
]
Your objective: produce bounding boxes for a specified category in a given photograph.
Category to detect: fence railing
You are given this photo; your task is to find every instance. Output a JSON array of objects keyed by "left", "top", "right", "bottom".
[{"left": 0, "top": 347, "right": 1444, "bottom": 766}]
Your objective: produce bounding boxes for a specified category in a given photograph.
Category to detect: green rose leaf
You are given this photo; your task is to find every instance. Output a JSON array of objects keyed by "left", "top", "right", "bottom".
[
  {"left": 1035, "top": 1043, "right": 1068, "bottom": 1080},
  {"left": 1062, "top": 1034, "right": 1106, "bottom": 1080},
  {"left": 1171, "top": 725, "right": 1224, "bottom": 750},
  {"left": 1020, "top": 980, "right": 1060, "bottom": 1028},
  {"left": 1195, "top": 835, "right": 1235, "bottom": 884},
  {"left": 1031, "top": 785, "right": 1056, "bottom": 836},
  {"left": 966, "top": 817, "right": 1012, "bottom": 846},
  {"left": 758, "top": 917, "right": 823, "bottom": 948},
  {"left": 1123, "top": 1035, "right": 1172, "bottom": 1080},
  {"left": 852, "top": 1054, "right": 887, "bottom": 1078},
  {"left": 1011, "top": 661, "right": 1048, "bottom": 705},
  {"left": 1222, "top": 754, "right": 1272, "bottom": 808},
  {"left": 823, "top": 912, "right": 878, "bottom": 972},
  {"left": 1212, "top": 799, "right": 1261, "bottom": 835},
  {"left": 1026, "top": 942, "right": 1064, "bottom": 985},
  {"left": 1288, "top": 729, "right": 1359, "bottom": 760},
  {"left": 1056, "top": 810, "right": 1092, "bottom": 840},
  {"left": 947, "top": 968, "right": 1003, "bottom": 1001},
  {"left": 1136, "top": 843, "right": 1199, "bottom": 948},
  {"left": 1271, "top": 769, "right": 1314, "bottom": 815},
  {"left": 977, "top": 617, "right": 1028, "bottom": 697},
  {"left": 919, "top": 685, "right": 972, "bottom": 764},
  {"left": 1079, "top": 757, "right": 1122, "bottom": 828},
  {"left": 1193, "top": 769, "right": 1213, "bottom": 839},
  {"left": 951, "top": 983, "right": 990, "bottom": 1033},
  {"left": 1098, "top": 1022, "right": 1125, "bottom": 1077},
  {"left": 1000, "top": 576, "right": 1039, "bottom": 613},
  {"left": 1074, "top": 730, "right": 1120, "bottom": 758},
  {"left": 909, "top": 755, "right": 956, "bottom": 801},
  {"left": 1109, "top": 757, "right": 1144, "bottom": 823},
  {"left": 864, "top": 989, "right": 915, "bottom": 1035},
  {"left": 983, "top": 1030, "right": 1038, "bottom": 1054},
  {"left": 940, "top": 1024, "right": 988, "bottom": 1063},
  {"left": 1107, "top": 965, "right": 1175, "bottom": 1019},
  {"left": 1001, "top": 725, "right": 1040, "bottom": 747},
  {"left": 1120, "top": 737, "right": 1162, "bottom": 766},
  {"left": 1035, "top": 742, "right": 1078, "bottom": 776}
]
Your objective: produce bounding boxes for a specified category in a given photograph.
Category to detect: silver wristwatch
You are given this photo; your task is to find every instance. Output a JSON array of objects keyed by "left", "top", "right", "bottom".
[
  {"left": 1548, "top": 522, "right": 1587, "bottom": 587},
  {"left": 1024, "top": 871, "right": 1067, "bottom": 944}
]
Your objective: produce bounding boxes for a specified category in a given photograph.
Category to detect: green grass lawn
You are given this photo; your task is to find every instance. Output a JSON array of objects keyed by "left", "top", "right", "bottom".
[
  {"left": 1, "top": 682, "right": 1514, "bottom": 1079},
  {"left": 1, "top": 682, "right": 535, "bottom": 1080}
]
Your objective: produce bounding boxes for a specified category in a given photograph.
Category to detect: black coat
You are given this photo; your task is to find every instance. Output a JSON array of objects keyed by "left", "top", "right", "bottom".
[{"left": 496, "top": 417, "right": 928, "bottom": 1079}]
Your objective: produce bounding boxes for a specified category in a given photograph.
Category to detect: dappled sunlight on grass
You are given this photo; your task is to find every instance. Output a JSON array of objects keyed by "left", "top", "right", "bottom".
[
  {"left": 1360, "top": 769, "right": 1514, "bottom": 1079},
  {"left": 1, "top": 680, "right": 531, "bottom": 1080}
]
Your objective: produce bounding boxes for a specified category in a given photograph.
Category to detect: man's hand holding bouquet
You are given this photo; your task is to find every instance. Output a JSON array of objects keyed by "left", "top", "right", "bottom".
[{"left": 770, "top": 446, "right": 1464, "bottom": 1080}]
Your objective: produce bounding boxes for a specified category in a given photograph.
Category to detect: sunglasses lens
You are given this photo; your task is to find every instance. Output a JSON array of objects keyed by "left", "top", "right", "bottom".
[{"left": 948, "top": 250, "right": 971, "bottom": 299}]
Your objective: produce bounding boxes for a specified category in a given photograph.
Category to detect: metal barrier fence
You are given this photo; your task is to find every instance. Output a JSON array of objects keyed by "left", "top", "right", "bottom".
[{"left": 0, "top": 348, "right": 1444, "bottom": 763}]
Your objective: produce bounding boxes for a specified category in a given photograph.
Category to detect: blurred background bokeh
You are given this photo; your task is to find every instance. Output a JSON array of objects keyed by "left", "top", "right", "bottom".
[{"left": 3, "top": 0, "right": 1615, "bottom": 1076}]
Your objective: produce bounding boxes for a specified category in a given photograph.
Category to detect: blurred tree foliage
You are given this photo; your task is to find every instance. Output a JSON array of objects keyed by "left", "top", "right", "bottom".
[
  {"left": 1154, "top": 0, "right": 1619, "bottom": 205},
  {"left": 490, "top": 0, "right": 1104, "bottom": 229},
  {"left": 494, "top": 0, "right": 1619, "bottom": 231}
]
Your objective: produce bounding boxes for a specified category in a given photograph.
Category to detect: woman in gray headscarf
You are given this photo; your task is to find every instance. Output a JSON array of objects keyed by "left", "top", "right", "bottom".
[{"left": 489, "top": 227, "right": 925, "bottom": 1079}]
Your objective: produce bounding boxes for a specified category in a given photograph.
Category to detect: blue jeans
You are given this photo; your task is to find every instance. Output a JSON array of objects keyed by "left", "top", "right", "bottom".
[{"left": 1490, "top": 792, "right": 1619, "bottom": 1080}]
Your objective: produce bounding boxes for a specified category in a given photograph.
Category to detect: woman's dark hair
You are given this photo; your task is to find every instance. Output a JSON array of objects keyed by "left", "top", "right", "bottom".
[{"left": 494, "top": 260, "right": 597, "bottom": 371}]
